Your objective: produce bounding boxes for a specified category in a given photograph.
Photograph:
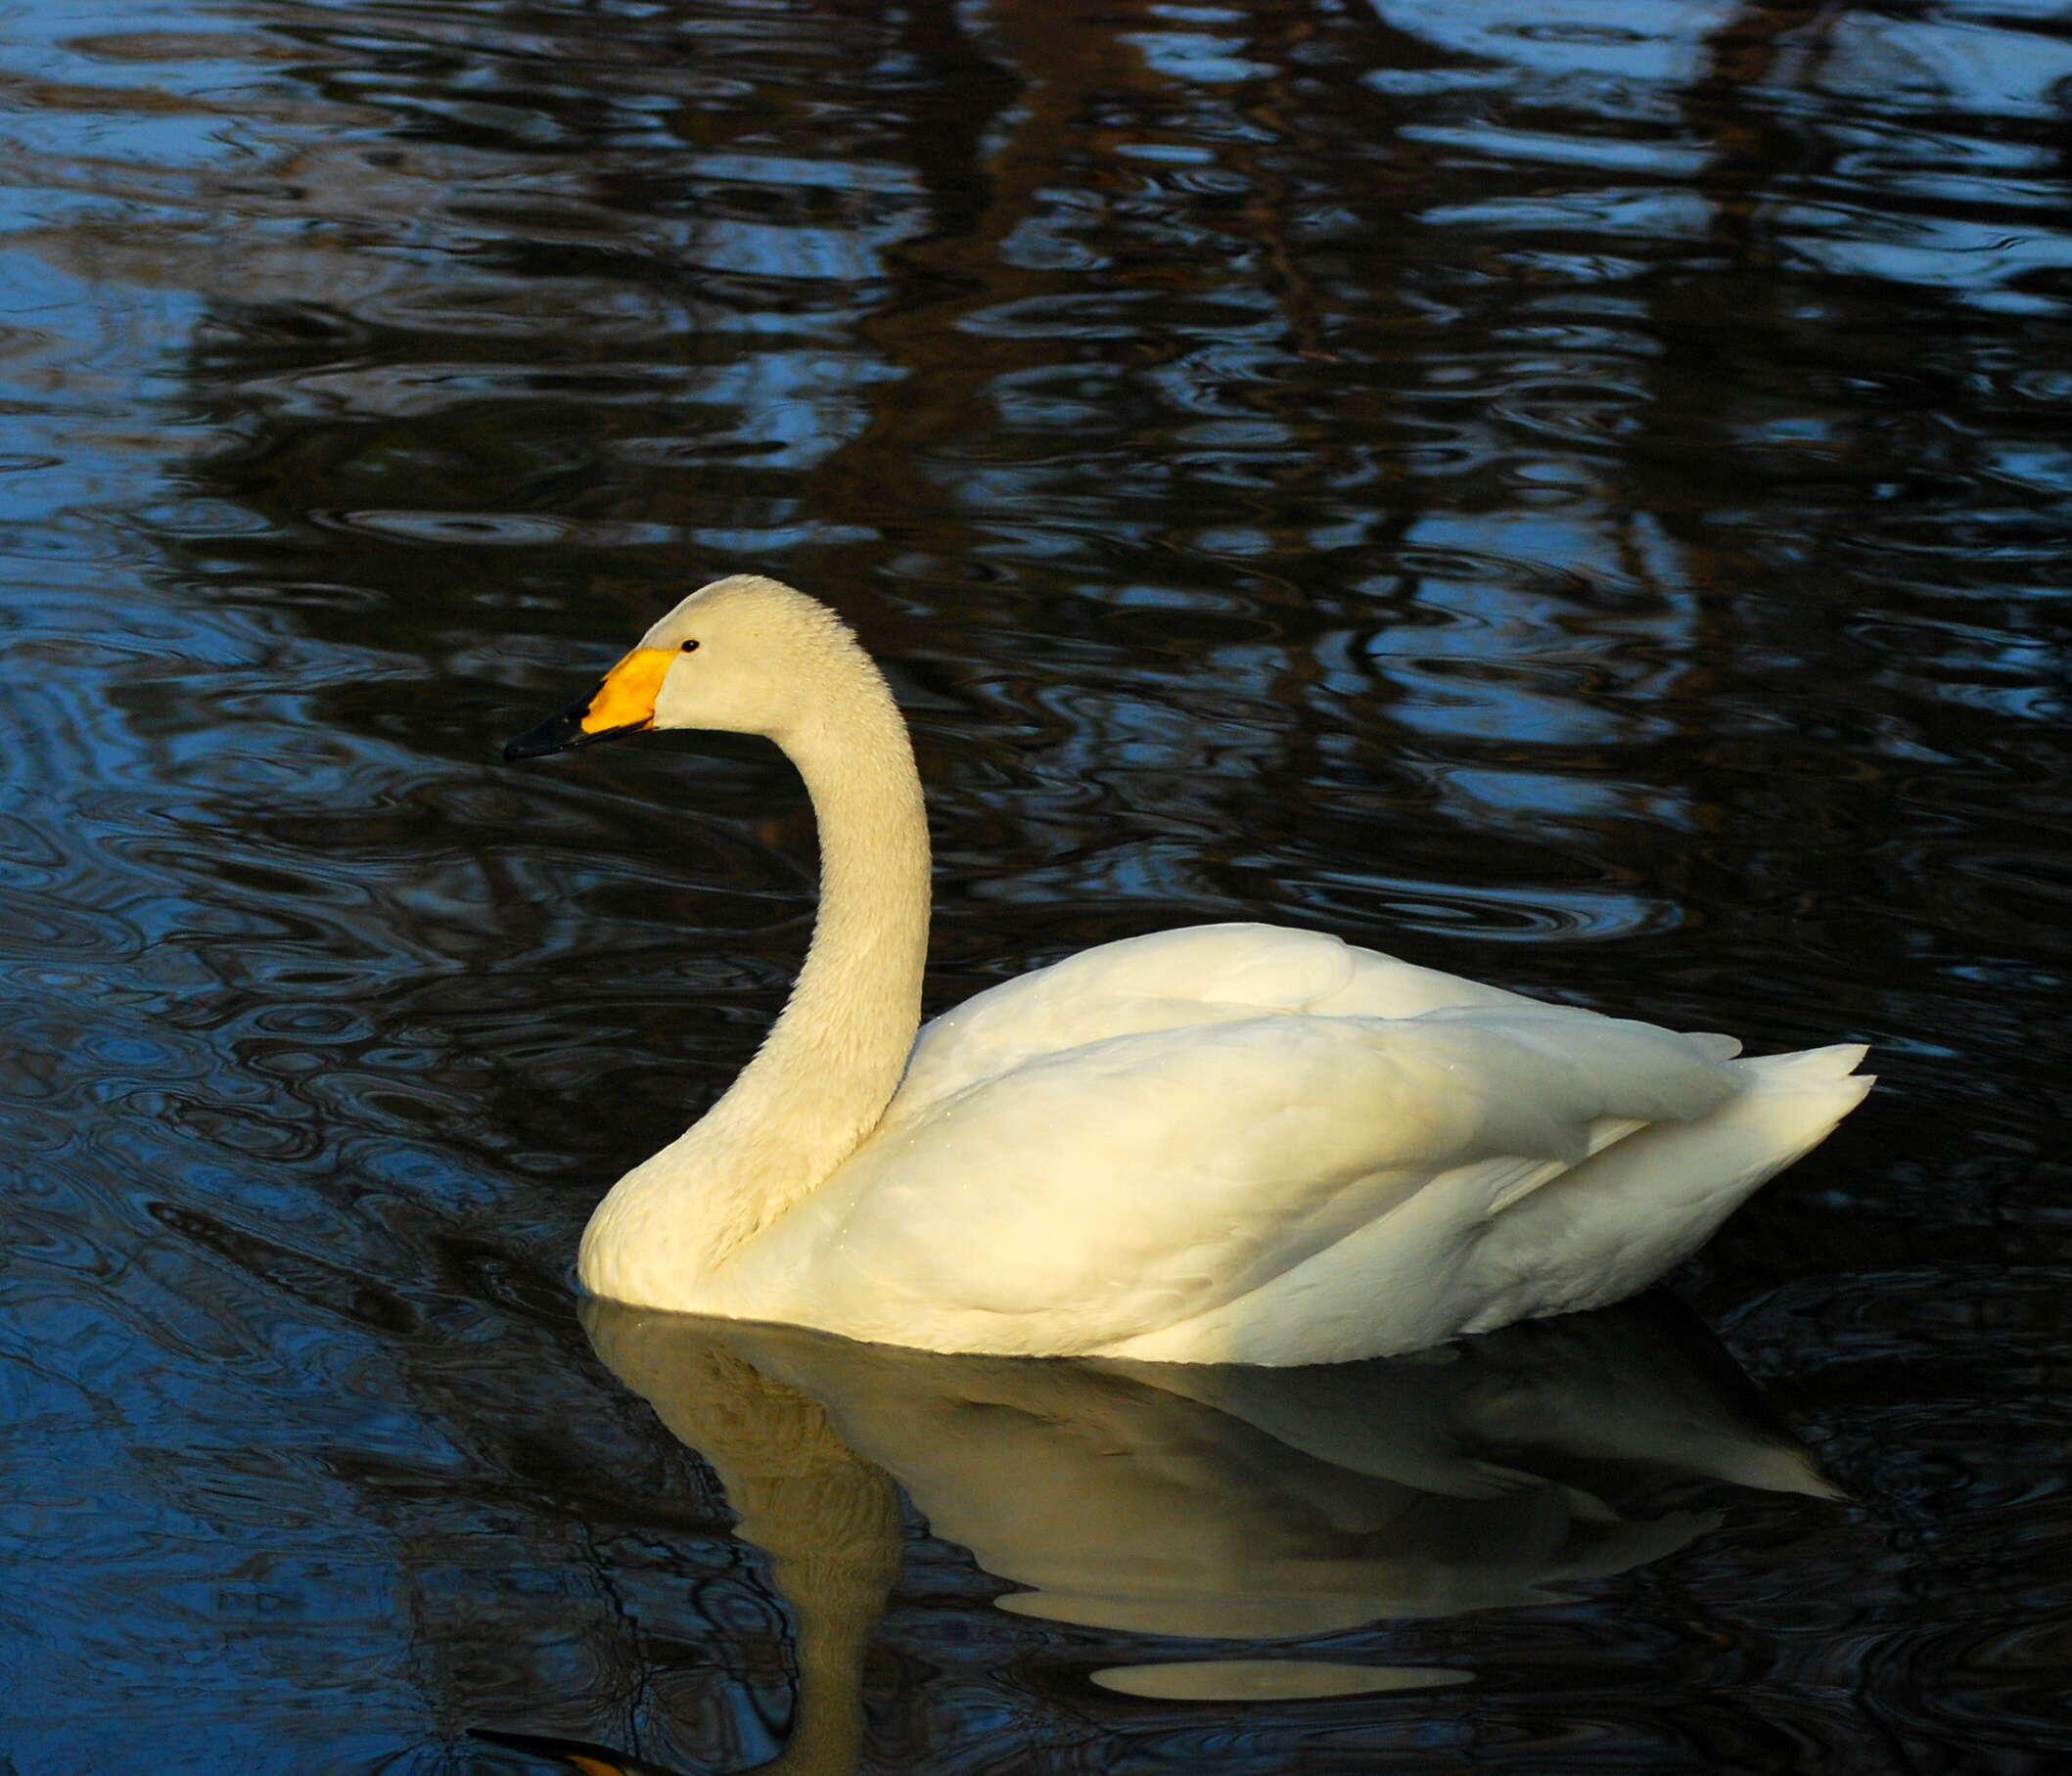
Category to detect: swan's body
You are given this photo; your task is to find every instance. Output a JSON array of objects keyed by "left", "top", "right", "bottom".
[{"left": 506, "top": 574, "right": 1872, "bottom": 1365}]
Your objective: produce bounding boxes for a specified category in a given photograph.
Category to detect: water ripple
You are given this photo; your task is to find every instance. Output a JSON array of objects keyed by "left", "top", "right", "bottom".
[{"left": 2, "top": 0, "right": 2069, "bottom": 1769}]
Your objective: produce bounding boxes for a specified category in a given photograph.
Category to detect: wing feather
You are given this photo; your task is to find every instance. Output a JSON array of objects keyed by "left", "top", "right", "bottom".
[
  {"left": 816, "top": 1004, "right": 1739, "bottom": 1346},
  {"left": 894, "top": 923, "right": 1551, "bottom": 1125}
]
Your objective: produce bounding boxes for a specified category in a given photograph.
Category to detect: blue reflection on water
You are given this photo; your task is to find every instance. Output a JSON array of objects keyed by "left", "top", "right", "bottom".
[{"left": 2, "top": 0, "right": 2070, "bottom": 1770}]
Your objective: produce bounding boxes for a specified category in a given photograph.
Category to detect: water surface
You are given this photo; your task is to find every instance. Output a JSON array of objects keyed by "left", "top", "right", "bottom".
[{"left": 3, "top": 1, "right": 2069, "bottom": 1771}]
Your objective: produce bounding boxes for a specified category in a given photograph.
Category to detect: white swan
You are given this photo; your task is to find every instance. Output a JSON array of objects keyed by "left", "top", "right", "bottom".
[{"left": 505, "top": 574, "right": 1872, "bottom": 1365}]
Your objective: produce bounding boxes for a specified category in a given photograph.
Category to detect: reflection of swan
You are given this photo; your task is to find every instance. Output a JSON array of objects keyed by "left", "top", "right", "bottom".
[
  {"left": 506, "top": 575, "right": 1871, "bottom": 1362},
  {"left": 588, "top": 1298, "right": 1835, "bottom": 1640},
  {"left": 493, "top": 1298, "right": 1835, "bottom": 1770}
]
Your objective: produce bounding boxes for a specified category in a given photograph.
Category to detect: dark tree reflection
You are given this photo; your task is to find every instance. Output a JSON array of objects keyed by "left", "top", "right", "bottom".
[{"left": 2, "top": 1, "right": 2070, "bottom": 1771}]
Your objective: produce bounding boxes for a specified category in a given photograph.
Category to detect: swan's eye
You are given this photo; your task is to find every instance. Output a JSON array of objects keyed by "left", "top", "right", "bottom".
[{"left": 679, "top": 639, "right": 700, "bottom": 654}]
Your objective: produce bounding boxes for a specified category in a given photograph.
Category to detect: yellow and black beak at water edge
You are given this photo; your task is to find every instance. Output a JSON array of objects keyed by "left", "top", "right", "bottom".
[{"left": 503, "top": 647, "right": 676, "bottom": 761}]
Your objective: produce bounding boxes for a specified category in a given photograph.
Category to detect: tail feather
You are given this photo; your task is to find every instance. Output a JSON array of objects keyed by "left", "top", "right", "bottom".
[
  {"left": 1465, "top": 1043, "right": 1873, "bottom": 1327},
  {"left": 1743, "top": 1040, "right": 1872, "bottom": 1085}
]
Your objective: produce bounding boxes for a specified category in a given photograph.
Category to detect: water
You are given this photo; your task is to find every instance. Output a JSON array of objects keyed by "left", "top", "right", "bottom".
[{"left": 2, "top": 0, "right": 2068, "bottom": 1769}]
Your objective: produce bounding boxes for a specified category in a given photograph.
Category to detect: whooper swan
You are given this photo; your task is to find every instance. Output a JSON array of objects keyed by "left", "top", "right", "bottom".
[{"left": 504, "top": 574, "right": 1872, "bottom": 1365}]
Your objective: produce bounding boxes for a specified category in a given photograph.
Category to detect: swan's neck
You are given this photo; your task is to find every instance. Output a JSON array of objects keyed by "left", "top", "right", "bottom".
[
  {"left": 581, "top": 666, "right": 931, "bottom": 1291},
  {"left": 724, "top": 697, "right": 932, "bottom": 1172}
]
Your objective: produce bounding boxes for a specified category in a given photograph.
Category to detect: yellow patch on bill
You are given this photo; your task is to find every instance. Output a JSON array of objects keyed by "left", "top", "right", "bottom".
[{"left": 582, "top": 646, "right": 675, "bottom": 734}]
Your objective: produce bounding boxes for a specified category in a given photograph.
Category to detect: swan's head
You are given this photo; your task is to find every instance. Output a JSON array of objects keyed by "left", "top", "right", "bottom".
[{"left": 503, "top": 574, "right": 874, "bottom": 760}]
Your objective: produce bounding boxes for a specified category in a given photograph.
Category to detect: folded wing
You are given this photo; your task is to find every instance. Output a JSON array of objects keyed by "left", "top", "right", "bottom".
[
  {"left": 895, "top": 923, "right": 1738, "bottom": 1128},
  {"left": 806, "top": 996, "right": 1741, "bottom": 1352}
]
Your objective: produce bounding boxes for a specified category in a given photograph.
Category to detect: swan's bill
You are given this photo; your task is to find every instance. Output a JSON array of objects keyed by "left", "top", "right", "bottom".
[{"left": 503, "top": 646, "right": 674, "bottom": 760}]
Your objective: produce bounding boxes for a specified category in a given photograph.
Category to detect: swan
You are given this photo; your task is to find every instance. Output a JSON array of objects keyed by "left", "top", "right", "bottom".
[{"left": 504, "top": 573, "right": 1872, "bottom": 1364}]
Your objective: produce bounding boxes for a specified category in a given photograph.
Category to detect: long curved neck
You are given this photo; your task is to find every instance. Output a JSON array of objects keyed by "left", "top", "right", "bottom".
[
  {"left": 582, "top": 660, "right": 931, "bottom": 1289},
  {"left": 722, "top": 689, "right": 933, "bottom": 1168}
]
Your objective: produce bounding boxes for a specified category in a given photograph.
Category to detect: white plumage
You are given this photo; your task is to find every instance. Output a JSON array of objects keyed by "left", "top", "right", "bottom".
[{"left": 506, "top": 574, "right": 1872, "bottom": 1364}]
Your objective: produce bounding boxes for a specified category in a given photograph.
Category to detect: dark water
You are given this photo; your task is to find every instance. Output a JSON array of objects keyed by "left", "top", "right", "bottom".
[{"left": 3, "top": 0, "right": 2069, "bottom": 1769}]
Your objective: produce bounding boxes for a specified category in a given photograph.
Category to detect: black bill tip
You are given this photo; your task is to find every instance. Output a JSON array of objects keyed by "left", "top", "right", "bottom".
[
  {"left": 503, "top": 689, "right": 654, "bottom": 762},
  {"left": 503, "top": 704, "right": 588, "bottom": 761}
]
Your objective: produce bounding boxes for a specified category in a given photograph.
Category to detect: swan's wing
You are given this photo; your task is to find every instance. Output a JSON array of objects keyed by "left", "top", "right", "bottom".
[
  {"left": 896, "top": 923, "right": 1732, "bottom": 1128},
  {"left": 796, "top": 1004, "right": 1739, "bottom": 1353}
]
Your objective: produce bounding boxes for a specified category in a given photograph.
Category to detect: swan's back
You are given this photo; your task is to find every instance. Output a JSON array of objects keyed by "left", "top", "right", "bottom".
[{"left": 892, "top": 923, "right": 1709, "bottom": 1128}]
